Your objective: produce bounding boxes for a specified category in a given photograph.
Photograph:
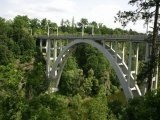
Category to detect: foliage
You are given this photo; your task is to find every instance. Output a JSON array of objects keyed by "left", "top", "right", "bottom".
[
  {"left": 0, "top": 63, "right": 26, "bottom": 120},
  {"left": 122, "top": 90, "right": 160, "bottom": 120},
  {"left": 115, "top": 0, "right": 160, "bottom": 91},
  {"left": 1, "top": 14, "right": 159, "bottom": 120},
  {"left": 115, "top": 0, "right": 159, "bottom": 27}
]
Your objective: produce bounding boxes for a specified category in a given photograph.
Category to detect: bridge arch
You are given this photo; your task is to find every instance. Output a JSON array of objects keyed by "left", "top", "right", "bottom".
[{"left": 50, "top": 39, "right": 133, "bottom": 99}]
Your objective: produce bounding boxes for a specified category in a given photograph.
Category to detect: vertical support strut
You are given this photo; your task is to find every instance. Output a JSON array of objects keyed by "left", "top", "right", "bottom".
[
  {"left": 46, "top": 39, "right": 51, "bottom": 77},
  {"left": 115, "top": 41, "right": 118, "bottom": 62},
  {"left": 110, "top": 41, "right": 113, "bottom": 50},
  {"left": 60, "top": 40, "right": 63, "bottom": 52},
  {"left": 56, "top": 27, "right": 59, "bottom": 36},
  {"left": 54, "top": 40, "right": 57, "bottom": 61},
  {"left": 153, "top": 46, "right": 159, "bottom": 90},
  {"left": 145, "top": 43, "right": 149, "bottom": 62},
  {"left": 155, "top": 65, "right": 159, "bottom": 90},
  {"left": 122, "top": 42, "right": 125, "bottom": 64},
  {"left": 40, "top": 39, "right": 42, "bottom": 52},
  {"left": 46, "top": 39, "right": 48, "bottom": 53},
  {"left": 127, "top": 41, "right": 132, "bottom": 86},
  {"left": 59, "top": 40, "right": 63, "bottom": 62},
  {"left": 135, "top": 44, "right": 139, "bottom": 75},
  {"left": 102, "top": 40, "right": 105, "bottom": 48},
  {"left": 53, "top": 39, "right": 57, "bottom": 76},
  {"left": 82, "top": 24, "right": 84, "bottom": 37}
]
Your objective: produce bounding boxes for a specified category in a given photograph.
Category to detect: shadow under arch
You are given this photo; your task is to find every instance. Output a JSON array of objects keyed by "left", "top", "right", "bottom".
[{"left": 50, "top": 39, "right": 133, "bottom": 100}]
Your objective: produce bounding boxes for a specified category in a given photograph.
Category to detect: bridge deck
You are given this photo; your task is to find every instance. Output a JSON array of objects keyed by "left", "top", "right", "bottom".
[{"left": 37, "top": 35, "right": 160, "bottom": 43}]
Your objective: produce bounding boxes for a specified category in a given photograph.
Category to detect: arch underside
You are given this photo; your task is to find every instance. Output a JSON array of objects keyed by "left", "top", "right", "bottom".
[{"left": 49, "top": 39, "right": 142, "bottom": 100}]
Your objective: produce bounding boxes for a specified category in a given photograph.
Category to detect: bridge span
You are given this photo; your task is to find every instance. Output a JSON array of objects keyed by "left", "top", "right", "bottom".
[{"left": 37, "top": 35, "right": 159, "bottom": 100}]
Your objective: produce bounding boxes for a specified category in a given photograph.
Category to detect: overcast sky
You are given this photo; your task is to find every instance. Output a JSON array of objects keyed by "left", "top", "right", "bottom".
[{"left": 0, "top": 0, "right": 148, "bottom": 33}]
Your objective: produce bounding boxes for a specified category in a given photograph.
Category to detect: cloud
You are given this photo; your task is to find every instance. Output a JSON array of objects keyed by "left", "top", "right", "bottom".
[
  {"left": 45, "top": 7, "right": 65, "bottom": 13},
  {"left": 0, "top": 0, "right": 146, "bottom": 33},
  {"left": 72, "top": 0, "right": 146, "bottom": 33},
  {"left": 0, "top": 0, "right": 76, "bottom": 19}
]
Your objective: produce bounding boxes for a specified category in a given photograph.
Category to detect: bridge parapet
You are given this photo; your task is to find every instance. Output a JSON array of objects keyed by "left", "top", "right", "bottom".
[
  {"left": 37, "top": 34, "right": 160, "bottom": 43},
  {"left": 38, "top": 34, "right": 147, "bottom": 40}
]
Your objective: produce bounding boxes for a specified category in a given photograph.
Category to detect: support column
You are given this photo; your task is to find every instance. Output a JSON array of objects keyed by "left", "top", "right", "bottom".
[
  {"left": 102, "top": 40, "right": 105, "bottom": 48},
  {"left": 59, "top": 40, "right": 63, "bottom": 62},
  {"left": 155, "top": 65, "right": 159, "bottom": 90},
  {"left": 135, "top": 44, "right": 139, "bottom": 75},
  {"left": 82, "top": 24, "right": 84, "bottom": 37},
  {"left": 122, "top": 42, "right": 125, "bottom": 64},
  {"left": 53, "top": 39, "right": 57, "bottom": 76},
  {"left": 46, "top": 39, "right": 51, "bottom": 77},
  {"left": 40, "top": 39, "right": 42, "bottom": 52},
  {"left": 127, "top": 42, "right": 132, "bottom": 86},
  {"left": 145, "top": 43, "right": 149, "bottom": 62},
  {"left": 115, "top": 41, "right": 118, "bottom": 62},
  {"left": 54, "top": 40, "right": 57, "bottom": 61},
  {"left": 110, "top": 41, "right": 113, "bottom": 50},
  {"left": 153, "top": 47, "right": 159, "bottom": 90},
  {"left": 46, "top": 39, "right": 48, "bottom": 53},
  {"left": 60, "top": 40, "right": 63, "bottom": 52}
]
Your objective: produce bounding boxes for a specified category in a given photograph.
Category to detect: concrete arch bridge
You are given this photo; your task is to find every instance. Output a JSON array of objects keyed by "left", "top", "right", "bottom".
[{"left": 37, "top": 35, "right": 160, "bottom": 100}]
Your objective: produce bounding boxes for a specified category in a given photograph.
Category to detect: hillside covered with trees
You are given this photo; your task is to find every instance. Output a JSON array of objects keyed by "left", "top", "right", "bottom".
[{"left": 0, "top": 15, "right": 160, "bottom": 120}]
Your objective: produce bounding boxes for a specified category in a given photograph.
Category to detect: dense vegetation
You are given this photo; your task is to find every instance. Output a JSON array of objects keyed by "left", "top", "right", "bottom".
[{"left": 0, "top": 15, "right": 160, "bottom": 120}]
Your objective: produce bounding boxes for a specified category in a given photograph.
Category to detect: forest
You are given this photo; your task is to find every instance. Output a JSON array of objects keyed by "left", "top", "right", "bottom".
[{"left": 0, "top": 15, "right": 160, "bottom": 120}]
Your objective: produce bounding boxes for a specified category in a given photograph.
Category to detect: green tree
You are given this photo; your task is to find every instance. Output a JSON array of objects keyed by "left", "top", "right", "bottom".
[
  {"left": 86, "top": 96, "right": 108, "bottom": 120},
  {"left": 30, "top": 18, "right": 41, "bottom": 35},
  {"left": 0, "top": 44, "right": 13, "bottom": 65},
  {"left": 82, "top": 69, "right": 94, "bottom": 96},
  {"left": 12, "top": 15, "right": 30, "bottom": 41},
  {"left": 0, "top": 17, "right": 7, "bottom": 35},
  {"left": 0, "top": 63, "right": 26, "bottom": 120},
  {"left": 120, "top": 89, "right": 160, "bottom": 120},
  {"left": 25, "top": 61, "right": 46, "bottom": 99},
  {"left": 77, "top": 18, "right": 89, "bottom": 29},
  {"left": 80, "top": 18, "right": 88, "bottom": 26},
  {"left": 115, "top": 0, "right": 160, "bottom": 91}
]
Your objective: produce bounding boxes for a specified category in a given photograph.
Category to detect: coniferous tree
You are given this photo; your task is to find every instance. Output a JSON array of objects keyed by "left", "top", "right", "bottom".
[{"left": 115, "top": 0, "right": 160, "bottom": 91}]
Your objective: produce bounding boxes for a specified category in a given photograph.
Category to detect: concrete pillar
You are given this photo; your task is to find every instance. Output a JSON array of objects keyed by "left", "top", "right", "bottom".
[
  {"left": 60, "top": 40, "right": 63, "bottom": 52},
  {"left": 53, "top": 40, "right": 57, "bottom": 76},
  {"left": 102, "top": 40, "right": 105, "bottom": 48},
  {"left": 122, "top": 42, "right": 125, "bottom": 64},
  {"left": 155, "top": 65, "right": 159, "bottom": 90},
  {"left": 54, "top": 40, "right": 57, "bottom": 61},
  {"left": 127, "top": 42, "right": 132, "bottom": 86},
  {"left": 115, "top": 41, "right": 118, "bottom": 62},
  {"left": 135, "top": 44, "right": 139, "bottom": 75},
  {"left": 154, "top": 47, "right": 159, "bottom": 90},
  {"left": 46, "top": 39, "right": 48, "bottom": 53},
  {"left": 110, "top": 41, "right": 113, "bottom": 50},
  {"left": 46, "top": 39, "right": 51, "bottom": 77},
  {"left": 40, "top": 39, "right": 42, "bottom": 52}
]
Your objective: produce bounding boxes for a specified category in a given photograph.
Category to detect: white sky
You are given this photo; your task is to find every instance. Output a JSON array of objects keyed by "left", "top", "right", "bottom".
[{"left": 0, "top": 0, "right": 149, "bottom": 33}]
